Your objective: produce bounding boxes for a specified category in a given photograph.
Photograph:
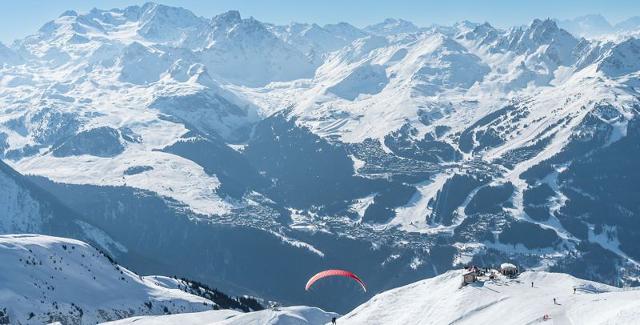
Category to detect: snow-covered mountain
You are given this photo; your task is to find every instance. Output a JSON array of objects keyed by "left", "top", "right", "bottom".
[
  {"left": 1, "top": 2, "right": 640, "bottom": 314},
  {"left": 105, "top": 269, "right": 640, "bottom": 324},
  {"left": 615, "top": 16, "right": 640, "bottom": 33},
  {"left": 266, "top": 22, "right": 367, "bottom": 64},
  {"left": 103, "top": 306, "right": 338, "bottom": 325},
  {"left": 339, "top": 270, "right": 640, "bottom": 324},
  {"left": 558, "top": 15, "right": 614, "bottom": 38},
  {"left": 558, "top": 14, "right": 640, "bottom": 39},
  {"left": 364, "top": 18, "right": 421, "bottom": 36},
  {"left": 0, "top": 234, "right": 249, "bottom": 324}
]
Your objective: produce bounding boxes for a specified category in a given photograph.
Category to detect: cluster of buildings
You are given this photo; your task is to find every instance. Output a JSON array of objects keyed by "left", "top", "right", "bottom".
[{"left": 462, "top": 263, "right": 519, "bottom": 285}]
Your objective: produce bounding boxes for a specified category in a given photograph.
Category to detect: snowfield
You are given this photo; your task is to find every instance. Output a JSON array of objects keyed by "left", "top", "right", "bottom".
[
  {"left": 102, "top": 306, "right": 338, "bottom": 325},
  {"left": 339, "top": 270, "right": 640, "bottom": 325},
  {"left": 0, "top": 234, "right": 214, "bottom": 324}
]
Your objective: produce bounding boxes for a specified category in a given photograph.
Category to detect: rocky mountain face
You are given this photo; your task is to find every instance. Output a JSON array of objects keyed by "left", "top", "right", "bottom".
[{"left": 1, "top": 2, "right": 640, "bottom": 313}]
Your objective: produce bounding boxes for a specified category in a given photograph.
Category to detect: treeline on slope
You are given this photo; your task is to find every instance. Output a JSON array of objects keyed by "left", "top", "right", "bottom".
[
  {"left": 96, "top": 247, "right": 264, "bottom": 312},
  {"left": 175, "top": 277, "right": 264, "bottom": 312}
]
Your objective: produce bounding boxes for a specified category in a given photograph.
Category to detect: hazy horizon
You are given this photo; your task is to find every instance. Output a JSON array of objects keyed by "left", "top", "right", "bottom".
[{"left": 1, "top": 0, "right": 640, "bottom": 44}]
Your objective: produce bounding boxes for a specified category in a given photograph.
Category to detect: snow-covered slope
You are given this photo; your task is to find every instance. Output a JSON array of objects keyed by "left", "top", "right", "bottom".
[
  {"left": 266, "top": 22, "right": 367, "bottom": 65},
  {"left": 340, "top": 270, "right": 640, "bottom": 324},
  {"left": 102, "top": 306, "right": 338, "bottom": 325},
  {"left": 201, "top": 10, "right": 317, "bottom": 86},
  {"left": 0, "top": 234, "right": 214, "bottom": 324}
]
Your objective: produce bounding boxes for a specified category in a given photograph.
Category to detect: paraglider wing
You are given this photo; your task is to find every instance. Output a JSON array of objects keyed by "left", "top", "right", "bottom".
[{"left": 305, "top": 269, "right": 367, "bottom": 292}]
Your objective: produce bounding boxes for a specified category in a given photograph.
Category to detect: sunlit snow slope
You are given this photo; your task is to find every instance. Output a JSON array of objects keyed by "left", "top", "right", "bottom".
[
  {"left": 0, "top": 234, "right": 214, "bottom": 324},
  {"left": 340, "top": 270, "right": 640, "bottom": 325},
  {"left": 102, "top": 306, "right": 338, "bottom": 325}
]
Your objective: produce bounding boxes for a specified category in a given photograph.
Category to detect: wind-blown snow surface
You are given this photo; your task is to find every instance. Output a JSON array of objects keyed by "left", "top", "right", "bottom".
[
  {"left": 0, "top": 234, "right": 214, "bottom": 324},
  {"left": 2, "top": 1, "right": 640, "bottom": 314},
  {"left": 340, "top": 270, "right": 640, "bottom": 325},
  {"left": 102, "top": 306, "right": 338, "bottom": 325}
]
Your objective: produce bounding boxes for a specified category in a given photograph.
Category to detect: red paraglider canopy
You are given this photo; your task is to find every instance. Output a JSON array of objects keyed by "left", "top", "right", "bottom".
[{"left": 305, "top": 269, "right": 367, "bottom": 292}]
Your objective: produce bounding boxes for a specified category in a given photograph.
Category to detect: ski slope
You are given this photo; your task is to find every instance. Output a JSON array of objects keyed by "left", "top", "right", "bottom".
[
  {"left": 102, "top": 306, "right": 339, "bottom": 325},
  {"left": 339, "top": 270, "right": 640, "bottom": 325}
]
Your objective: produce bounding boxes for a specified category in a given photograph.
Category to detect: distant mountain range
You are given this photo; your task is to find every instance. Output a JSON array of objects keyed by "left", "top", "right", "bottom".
[{"left": 557, "top": 14, "right": 640, "bottom": 38}]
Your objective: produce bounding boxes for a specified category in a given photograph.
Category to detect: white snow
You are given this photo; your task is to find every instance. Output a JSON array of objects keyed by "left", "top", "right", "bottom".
[
  {"left": 0, "top": 234, "right": 215, "bottom": 324},
  {"left": 349, "top": 194, "right": 376, "bottom": 223},
  {"left": 500, "top": 262, "right": 517, "bottom": 270},
  {"left": 339, "top": 270, "right": 640, "bottom": 325},
  {"left": 390, "top": 173, "right": 453, "bottom": 233},
  {"left": 102, "top": 306, "right": 339, "bottom": 325}
]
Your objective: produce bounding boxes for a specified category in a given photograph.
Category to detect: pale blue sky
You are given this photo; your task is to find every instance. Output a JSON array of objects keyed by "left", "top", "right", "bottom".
[{"left": 1, "top": 0, "right": 639, "bottom": 44}]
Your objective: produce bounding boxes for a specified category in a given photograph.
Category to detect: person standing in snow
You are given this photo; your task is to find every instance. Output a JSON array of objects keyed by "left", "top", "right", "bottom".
[
  {"left": 573, "top": 287, "right": 576, "bottom": 294},
  {"left": 332, "top": 317, "right": 337, "bottom": 324},
  {"left": 553, "top": 298, "right": 557, "bottom": 304},
  {"left": 531, "top": 282, "right": 534, "bottom": 287}
]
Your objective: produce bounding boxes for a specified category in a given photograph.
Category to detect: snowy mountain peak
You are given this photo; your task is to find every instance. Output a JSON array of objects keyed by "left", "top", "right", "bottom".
[
  {"left": 528, "top": 18, "right": 567, "bottom": 41},
  {"left": 459, "top": 22, "right": 499, "bottom": 44},
  {"left": 212, "top": 10, "right": 242, "bottom": 26},
  {"left": 59, "top": 9, "right": 79, "bottom": 18},
  {"left": 615, "top": 16, "right": 640, "bottom": 33},
  {"left": 365, "top": 18, "right": 420, "bottom": 36},
  {"left": 558, "top": 14, "right": 614, "bottom": 38},
  {"left": 597, "top": 37, "right": 640, "bottom": 77},
  {"left": 450, "top": 20, "right": 480, "bottom": 35},
  {"left": 137, "top": 1, "right": 198, "bottom": 19},
  {"left": 323, "top": 22, "right": 368, "bottom": 41},
  {"left": 137, "top": 2, "right": 204, "bottom": 39},
  {"left": 459, "top": 17, "right": 579, "bottom": 70}
]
